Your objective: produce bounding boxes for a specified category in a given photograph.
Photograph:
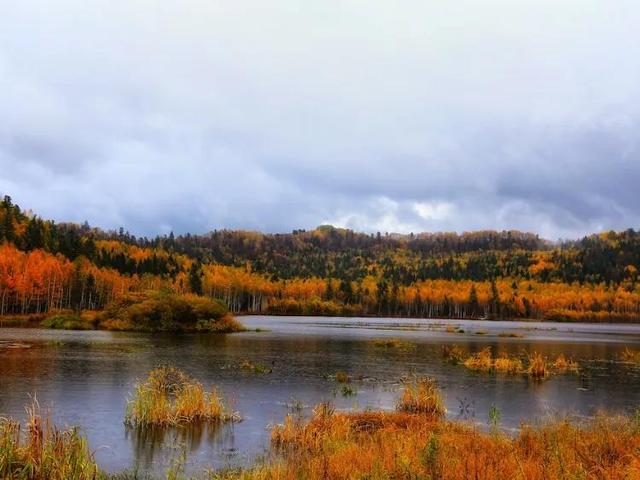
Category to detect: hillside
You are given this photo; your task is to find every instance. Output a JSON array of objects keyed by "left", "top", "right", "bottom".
[{"left": 2, "top": 194, "right": 640, "bottom": 322}]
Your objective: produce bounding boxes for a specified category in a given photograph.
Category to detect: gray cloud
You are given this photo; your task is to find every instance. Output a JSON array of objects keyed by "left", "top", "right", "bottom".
[{"left": 1, "top": 0, "right": 640, "bottom": 239}]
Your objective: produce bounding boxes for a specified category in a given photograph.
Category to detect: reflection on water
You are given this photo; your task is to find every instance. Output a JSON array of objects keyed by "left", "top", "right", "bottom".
[
  {"left": 127, "top": 422, "right": 234, "bottom": 470},
  {"left": 1, "top": 315, "right": 640, "bottom": 475}
]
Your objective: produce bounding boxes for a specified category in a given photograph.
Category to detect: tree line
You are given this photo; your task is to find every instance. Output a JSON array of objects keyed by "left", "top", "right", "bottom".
[{"left": 2, "top": 195, "right": 640, "bottom": 321}]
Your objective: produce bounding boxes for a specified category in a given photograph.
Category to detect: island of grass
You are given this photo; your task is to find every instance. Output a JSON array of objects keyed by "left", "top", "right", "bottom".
[
  {"left": 125, "top": 366, "right": 239, "bottom": 427},
  {"left": 97, "top": 290, "right": 244, "bottom": 332},
  {"left": 0, "top": 290, "right": 244, "bottom": 333}
]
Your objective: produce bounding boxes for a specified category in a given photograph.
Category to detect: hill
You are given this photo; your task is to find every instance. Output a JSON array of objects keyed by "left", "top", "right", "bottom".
[{"left": 2, "top": 195, "right": 640, "bottom": 322}]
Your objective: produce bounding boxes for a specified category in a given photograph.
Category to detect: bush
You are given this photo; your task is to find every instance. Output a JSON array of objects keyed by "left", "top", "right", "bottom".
[
  {"left": 41, "top": 311, "right": 95, "bottom": 330},
  {"left": 97, "top": 291, "right": 243, "bottom": 332}
]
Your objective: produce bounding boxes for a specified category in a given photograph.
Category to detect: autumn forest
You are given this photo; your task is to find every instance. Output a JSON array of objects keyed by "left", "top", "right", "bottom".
[{"left": 2, "top": 194, "right": 640, "bottom": 324}]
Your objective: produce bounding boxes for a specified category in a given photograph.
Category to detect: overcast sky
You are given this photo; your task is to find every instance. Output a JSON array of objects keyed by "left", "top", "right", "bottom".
[{"left": 1, "top": 1, "right": 640, "bottom": 239}]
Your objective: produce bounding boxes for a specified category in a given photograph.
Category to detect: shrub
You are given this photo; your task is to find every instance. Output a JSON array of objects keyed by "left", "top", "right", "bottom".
[
  {"left": 98, "top": 291, "right": 243, "bottom": 332},
  {"left": 41, "top": 310, "right": 95, "bottom": 330}
]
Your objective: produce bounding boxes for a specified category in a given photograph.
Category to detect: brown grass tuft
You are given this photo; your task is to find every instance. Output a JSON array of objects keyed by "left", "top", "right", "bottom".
[
  {"left": 396, "top": 377, "right": 446, "bottom": 417},
  {"left": 124, "top": 366, "right": 238, "bottom": 427}
]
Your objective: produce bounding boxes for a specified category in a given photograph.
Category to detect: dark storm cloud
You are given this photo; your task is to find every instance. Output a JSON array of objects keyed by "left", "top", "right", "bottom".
[{"left": 1, "top": 0, "right": 640, "bottom": 239}]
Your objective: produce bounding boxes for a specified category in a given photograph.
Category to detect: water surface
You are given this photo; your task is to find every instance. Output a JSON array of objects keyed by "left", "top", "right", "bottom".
[{"left": 1, "top": 316, "right": 640, "bottom": 475}]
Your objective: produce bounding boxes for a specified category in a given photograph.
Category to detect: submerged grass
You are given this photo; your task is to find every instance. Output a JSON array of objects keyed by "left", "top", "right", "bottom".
[
  {"left": 497, "top": 331, "right": 524, "bottom": 338},
  {"left": 494, "top": 355, "right": 524, "bottom": 374},
  {"left": 445, "top": 345, "right": 578, "bottom": 379},
  {"left": 442, "top": 344, "right": 466, "bottom": 364},
  {"left": 463, "top": 347, "right": 493, "bottom": 372},
  {"left": 526, "top": 352, "right": 548, "bottom": 379},
  {"left": 371, "top": 338, "right": 416, "bottom": 350},
  {"left": 621, "top": 346, "right": 640, "bottom": 363},
  {"left": 0, "top": 399, "right": 99, "bottom": 480},
  {"left": 125, "top": 366, "right": 238, "bottom": 427},
  {"left": 240, "top": 360, "right": 270, "bottom": 374},
  {"left": 552, "top": 353, "right": 579, "bottom": 372}
]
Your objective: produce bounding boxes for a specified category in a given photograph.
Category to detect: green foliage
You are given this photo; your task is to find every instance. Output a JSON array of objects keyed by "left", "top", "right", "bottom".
[
  {"left": 488, "top": 404, "right": 501, "bottom": 428},
  {"left": 41, "top": 311, "right": 94, "bottom": 330}
]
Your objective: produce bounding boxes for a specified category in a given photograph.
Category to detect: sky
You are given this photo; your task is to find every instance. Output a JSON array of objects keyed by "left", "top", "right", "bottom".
[{"left": 1, "top": 0, "right": 640, "bottom": 240}]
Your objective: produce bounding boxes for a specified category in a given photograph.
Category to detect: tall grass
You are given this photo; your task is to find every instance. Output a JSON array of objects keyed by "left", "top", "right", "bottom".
[
  {"left": 396, "top": 377, "right": 446, "bottom": 417},
  {"left": 621, "top": 346, "right": 640, "bottom": 363},
  {"left": 445, "top": 345, "right": 578, "bottom": 378},
  {"left": 125, "top": 366, "right": 238, "bottom": 427},
  {"left": 442, "top": 344, "right": 465, "bottom": 364},
  {"left": 0, "top": 400, "right": 99, "bottom": 480},
  {"left": 494, "top": 355, "right": 523, "bottom": 374},
  {"left": 258, "top": 401, "right": 640, "bottom": 480},
  {"left": 463, "top": 347, "right": 493, "bottom": 371},
  {"left": 526, "top": 352, "right": 548, "bottom": 379}
]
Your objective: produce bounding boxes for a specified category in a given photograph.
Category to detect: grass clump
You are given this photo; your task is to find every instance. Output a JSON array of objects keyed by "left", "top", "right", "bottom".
[
  {"left": 442, "top": 344, "right": 466, "bottom": 364},
  {"left": 463, "top": 347, "right": 493, "bottom": 372},
  {"left": 552, "top": 354, "right": 578, "bottom": 372},
  {"left": 0, "top": 400, "right": 100, "bottom": 480},
  {"left": 621, "top": 346, "right": 640, "bottom": 363},
  {"left": 494, "top": 355, "right": 524, "bottom": 374},
  {"left": 497, "top": 332, "right": 524, "bottom": 338},
  {"left": 397, "top": 377, "right": 446, "bottom": 417},
  {"left": 240, "top": 360, "right": 271, "bottom": 374},
  {"left": 448, "top": 345, "right": 578, "bottom": 379},
  {"left": 372, "top": 338, "right": 416, "bottom": 350},
  {"left": 341, "top": 385, "right": 356, "bottom": 397},
  {"left": 526, "top": 352, "right": 548, "bottom": 380},
  {"left": 125, "top": 366, "right": 238, "bottom": 427}
]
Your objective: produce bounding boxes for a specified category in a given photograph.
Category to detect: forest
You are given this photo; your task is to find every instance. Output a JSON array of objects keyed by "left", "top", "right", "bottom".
[{"left": 2, "top": 194, "right": 640, "bottom": 322}]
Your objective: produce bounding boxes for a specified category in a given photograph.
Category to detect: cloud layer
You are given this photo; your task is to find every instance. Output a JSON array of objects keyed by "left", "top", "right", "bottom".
[{"left": 1, "top": 0, "right": 640, "bottom": 239}]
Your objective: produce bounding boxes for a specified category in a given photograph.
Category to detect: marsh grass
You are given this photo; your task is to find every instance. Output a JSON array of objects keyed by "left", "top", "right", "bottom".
[
  {"left": 442, "top": 344, "right": 466, "bottom": 364},
  {"left": 552, "top": 354, "right": 579, "bottom": 372},
  {"left": 447, "top": 345, "right": 577, "bottom": 379},
  {"left": 494, "top": 355, "right": 523, "bottom": 374},
  {"left": 463, "top": 347, "right": 493, "bottom": 372},
  {"left": 240, "top": 360, "right": 270, "bottom": 374},
  {"left": 0, "top": 399, "right": 99, "bottom": 480},
  {"left": 497, "top": 332, "right": 524, "bottom": 338},
  {"left": 372, "top": 337, "right": 416, "bottom": 350},
  {"left": 396, "top": 377, "right": 446, "bottom": 417},
  {"left": 621, "top": 346, "right": 640, "bottom": 363},
  {"left": 340, "top": 385, "right": 356, "bottom": 397},
  {"left": 334, "top": 371, "right": 350, "bottom": 384},
  {"left": 125, "top": 366, "right": 238, "bottom": 427},
  {"left": 526, "top": 352, "right": 548, "bottom": 379},
  {"left": 260, "top": 394, "right": 640, "bottom": 480}
]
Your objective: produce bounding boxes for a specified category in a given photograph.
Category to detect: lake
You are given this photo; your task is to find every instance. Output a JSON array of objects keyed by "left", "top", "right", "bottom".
[{"left": 1, "top": 316, "right": 640, "bottom": 475}]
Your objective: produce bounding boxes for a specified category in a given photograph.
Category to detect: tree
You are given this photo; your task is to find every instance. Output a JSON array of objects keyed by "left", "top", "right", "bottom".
[
  {"left": 189, "top": 262, "right": 203, "bottom": 295},
  {"left": 468, "top": 284, "right": 480, "bottom": 317}
]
